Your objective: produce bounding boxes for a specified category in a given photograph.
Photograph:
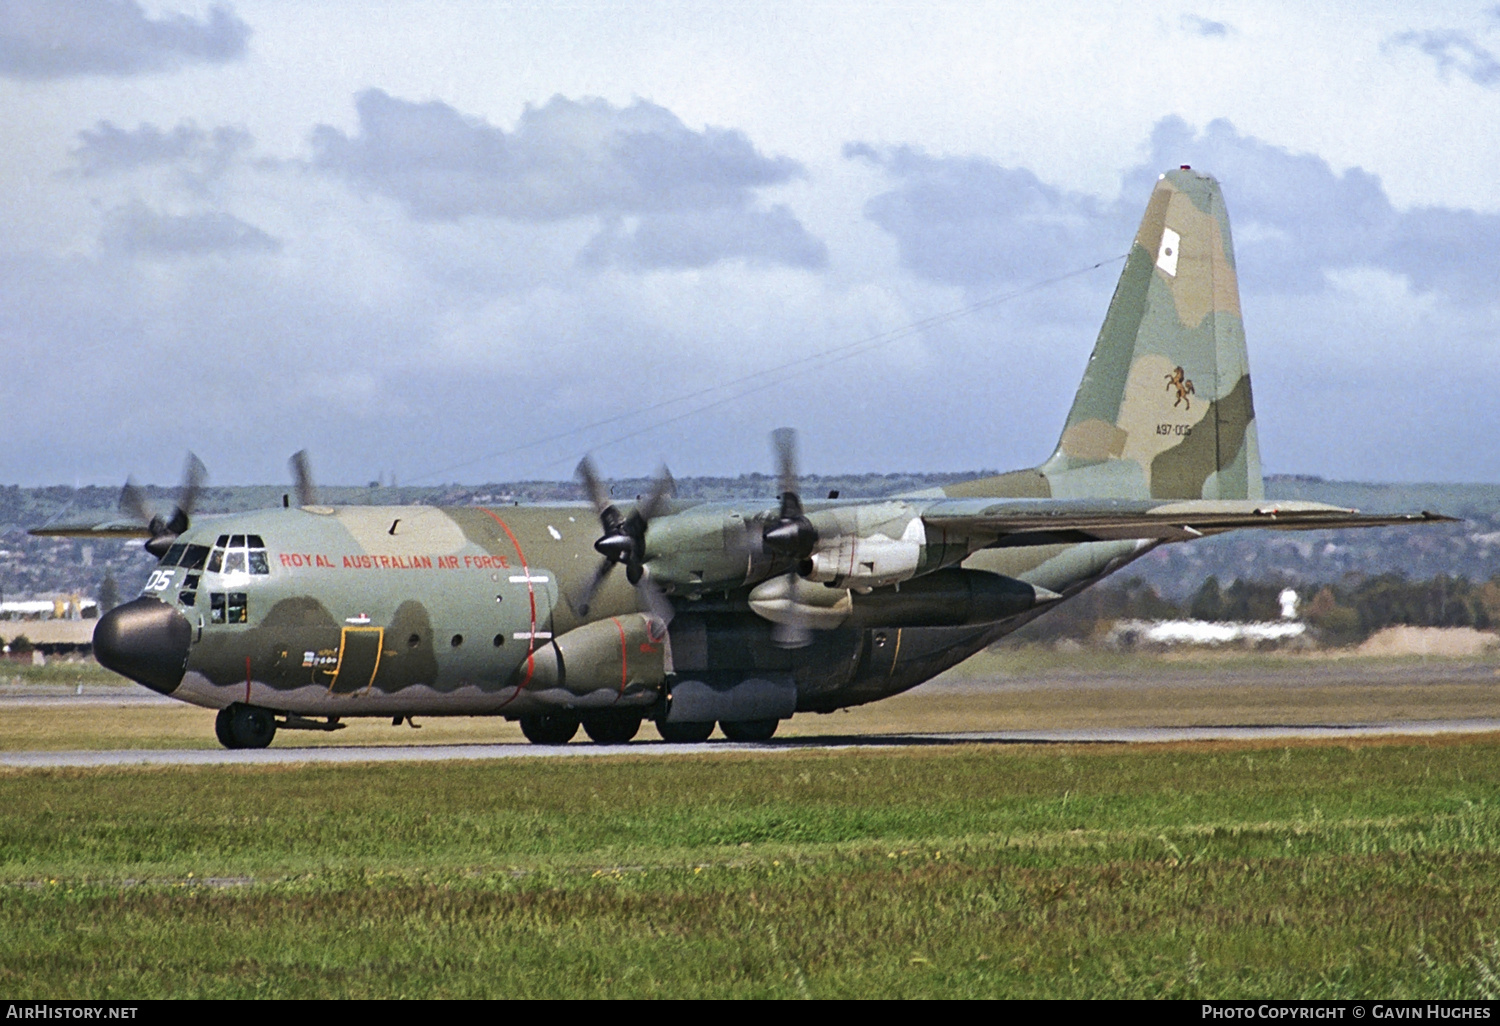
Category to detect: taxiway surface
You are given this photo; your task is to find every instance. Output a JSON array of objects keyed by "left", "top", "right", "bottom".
[{"left": 4, "top": 719, "right": 1500, "bottom": 768}]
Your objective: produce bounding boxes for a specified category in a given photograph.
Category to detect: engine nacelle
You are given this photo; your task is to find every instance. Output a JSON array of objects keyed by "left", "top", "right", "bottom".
[
  {"left": 516, "top": 613, "right": 668, "bottom": 708},
  {"left": 805, "top": 515, "right": 926, "bottom": 589},
  {"left": 644, "top": 507, "right": 782, "bottom": 595}
]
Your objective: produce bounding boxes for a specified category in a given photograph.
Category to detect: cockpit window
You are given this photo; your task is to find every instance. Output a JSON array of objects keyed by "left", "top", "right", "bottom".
[
  {"left": 161, "top": 543, "right": 186, "bottom": 567},
  {"left": 180, "top": 545, "right": 210, "bottom": 571},
  {"left": 205, "top": 538, "right": 271, "bottom": 576}
]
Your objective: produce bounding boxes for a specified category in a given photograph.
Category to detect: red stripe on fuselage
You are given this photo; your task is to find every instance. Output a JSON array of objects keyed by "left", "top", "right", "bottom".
[
  {"left": 482, "top": 509, "right": 537, "bottom": 692},
  {"left": 611, "top": 617, "right": 627, "bottom": 696}
]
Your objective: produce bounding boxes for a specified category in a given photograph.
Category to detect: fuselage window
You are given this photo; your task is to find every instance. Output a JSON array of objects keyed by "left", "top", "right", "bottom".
[
  {"left": 179, "top": 573, "right": 201, "bottom": 608},
  {"left": 208, "top": 592, "right": 248, "bottom": 624}
]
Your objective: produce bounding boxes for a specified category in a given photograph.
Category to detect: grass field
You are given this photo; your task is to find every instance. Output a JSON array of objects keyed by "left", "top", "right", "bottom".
[{"left": 5, "top": 735, "right": 1500, "bottom": 998}]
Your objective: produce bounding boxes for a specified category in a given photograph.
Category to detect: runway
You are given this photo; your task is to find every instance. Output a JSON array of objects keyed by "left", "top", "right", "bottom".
[{"left": 4, "top": 718, "right": 1499, "bottom": 768}]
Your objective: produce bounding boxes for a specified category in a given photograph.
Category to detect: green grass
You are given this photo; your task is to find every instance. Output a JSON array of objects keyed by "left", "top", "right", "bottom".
[
  {"left": 5, "top": 737, "right": 1500, "bottom": 997},
  {"left": 0, "top": 660, "right": 127, "bottom": 689}
]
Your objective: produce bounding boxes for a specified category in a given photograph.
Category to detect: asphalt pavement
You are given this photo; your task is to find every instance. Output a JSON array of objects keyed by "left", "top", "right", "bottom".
[{"left": 4, "top": 719, "right": 1500, "bottom": 768}]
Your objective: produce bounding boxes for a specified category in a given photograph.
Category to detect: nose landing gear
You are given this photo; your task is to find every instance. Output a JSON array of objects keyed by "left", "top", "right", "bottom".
[{"left": 214, "top": 703, "right": 277, "bottom": 749}]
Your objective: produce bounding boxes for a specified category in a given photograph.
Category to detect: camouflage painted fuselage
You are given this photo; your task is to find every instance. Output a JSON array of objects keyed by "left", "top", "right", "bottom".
[{"left": 152, "top": 499, "right": 1135, "bottom": 719}]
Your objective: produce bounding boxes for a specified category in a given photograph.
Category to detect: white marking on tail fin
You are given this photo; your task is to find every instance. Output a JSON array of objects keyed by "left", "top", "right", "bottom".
[{"left": 1156, "top": 227, "right": 1180, "bottom": 276}]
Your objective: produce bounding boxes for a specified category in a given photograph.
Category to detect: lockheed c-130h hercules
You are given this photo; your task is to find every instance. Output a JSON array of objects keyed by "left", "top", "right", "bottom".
[{"left": 38, "top": 168, "right": 1453, "bottom": 749}]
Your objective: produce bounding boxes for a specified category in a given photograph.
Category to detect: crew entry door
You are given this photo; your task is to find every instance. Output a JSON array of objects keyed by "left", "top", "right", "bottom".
[{"left": 329, "top": 627, "right": 383, "bottom": 694}]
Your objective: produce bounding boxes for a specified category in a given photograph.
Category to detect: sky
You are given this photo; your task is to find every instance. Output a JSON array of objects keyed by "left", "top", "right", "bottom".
[{"left": 2, "top": 0, "right": 1498, "bottom": 488}]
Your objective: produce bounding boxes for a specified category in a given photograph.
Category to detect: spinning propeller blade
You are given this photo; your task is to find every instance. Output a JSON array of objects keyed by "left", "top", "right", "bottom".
[
  {"left": 763, "top": 428, "right": 818, "bottom": 648},
  {"left": 120, "top": 453, "right": 209, "bottom": 558},
  {"left": 289, "top": 450, "right": 318, "bottom": 507},
  {"left": 569, "top": 456, "right": 675, "bottom": 625}
]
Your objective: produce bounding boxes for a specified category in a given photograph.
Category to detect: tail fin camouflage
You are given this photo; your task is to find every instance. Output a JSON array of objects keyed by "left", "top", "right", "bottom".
[{"left": 946, "top": 168, "right": 1263, "bottom": 502}]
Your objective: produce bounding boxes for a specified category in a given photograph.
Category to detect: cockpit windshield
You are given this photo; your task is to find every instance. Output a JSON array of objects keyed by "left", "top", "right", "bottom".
[{"left": 203, "top": 535, "right": 269, "bottom": 577}]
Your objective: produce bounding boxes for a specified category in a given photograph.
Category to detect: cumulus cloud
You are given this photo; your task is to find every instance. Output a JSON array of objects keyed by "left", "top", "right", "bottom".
[
  {"left": 101, "top": 202, "right": 280, "bottom": 257},
  {"left": 851, "top": 116, "right": 1500, "bottom": 301},
  {"left": 0, "top": 0, "right": 249, "bottom": 79},
  {"left": 580, "top": 205, "right": 826, "bottom": 270},
  {"left": 71, "top": 120, "right": 252, "bottom": 179},
  {"left": 845, "top": 143, "right": 1116, "bottom": 287},
  {"left": 311, "top": 90, "right": 822, "bottom": 269},
  {"left": 1389, "top": 28, "right": 1500, "bottom": 87}
]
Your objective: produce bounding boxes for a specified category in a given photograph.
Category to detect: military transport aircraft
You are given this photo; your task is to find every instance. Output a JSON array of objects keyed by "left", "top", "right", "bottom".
[{"left": 34, "top": 168, "right": 1453, "bottom": 749}]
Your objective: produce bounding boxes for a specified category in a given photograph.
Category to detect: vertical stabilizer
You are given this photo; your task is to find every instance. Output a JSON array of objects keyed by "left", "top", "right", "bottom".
[{"left": 1039, "top": 168, "right": 1262, "bottom": 500}]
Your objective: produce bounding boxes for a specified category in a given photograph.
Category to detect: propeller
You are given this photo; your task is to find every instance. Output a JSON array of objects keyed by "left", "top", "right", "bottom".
[
  {"left": 289, "top": 450, "right": 318, "bottom": 507},
  {"left": 121, "top": 453, "right": 207, "bottom": 559},
  {"left": 761, "top": 428, "right": 819, "bottom": 648},
  {"left": 570, "top": 456, "right": 676, "bottom": 626}
]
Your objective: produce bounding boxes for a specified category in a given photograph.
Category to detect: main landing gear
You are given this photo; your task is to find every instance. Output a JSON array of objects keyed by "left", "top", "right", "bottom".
[
  {"left": 655, "top": 718, "right": 781, "bottom": 743},
  {"left": 717, "top": 718, "right": 780, "bottom": 742},
  {"left": 519, "top": 710, "right": 646, "bottom": 745},
  {"left": 656, "top": 720, "right": 715, "bottom": 743},
  {"left": 515, "top": 712, "right": 782, "bottom": 744}
]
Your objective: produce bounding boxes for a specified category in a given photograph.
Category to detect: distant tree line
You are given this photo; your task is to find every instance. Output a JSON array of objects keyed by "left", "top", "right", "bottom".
[{"left": 1011, "top": 573, "right": 1500, "bottom": 646}]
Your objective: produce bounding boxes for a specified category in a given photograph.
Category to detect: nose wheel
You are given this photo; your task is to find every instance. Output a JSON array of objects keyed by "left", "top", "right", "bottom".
[{"left": 214, "top": 703, "right": 277, "bottom": 749}]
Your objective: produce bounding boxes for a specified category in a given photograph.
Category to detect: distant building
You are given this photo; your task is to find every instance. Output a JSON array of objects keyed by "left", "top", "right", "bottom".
[
  {"left": 0, "top": 594, "right": 99, "bottom": 620},
  {"left": 1106, "top": 618, "right": 1309, "bottom": 650}
]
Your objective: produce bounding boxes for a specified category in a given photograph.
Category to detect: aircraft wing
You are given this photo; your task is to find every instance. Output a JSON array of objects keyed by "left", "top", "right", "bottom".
[
  {"left": 920, "top": 499, "right": 1457, "bottom": 549},
  {"left": 28, "top": 521, "right": 153, "bottom": 539}
]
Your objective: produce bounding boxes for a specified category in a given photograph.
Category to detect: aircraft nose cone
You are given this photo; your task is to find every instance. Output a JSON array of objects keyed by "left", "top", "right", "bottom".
[{"left": 93, "top": 597, "right": 192, "bottom": 695}]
